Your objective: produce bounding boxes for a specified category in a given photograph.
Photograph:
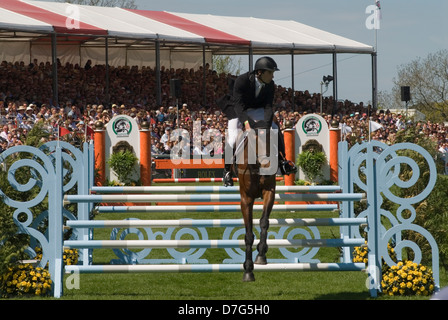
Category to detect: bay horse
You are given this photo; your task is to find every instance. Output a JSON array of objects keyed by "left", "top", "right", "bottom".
[{"left": 234, "top": 123, "right": 277, "bottom": 281}]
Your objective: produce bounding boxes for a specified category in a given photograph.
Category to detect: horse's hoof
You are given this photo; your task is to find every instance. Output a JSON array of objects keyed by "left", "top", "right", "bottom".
[
  {"left": 254, "top": 255, "right": 267, "bottom": 265},
  {"left": 242, "top": 272, "right": 255, "bottom": 282}
]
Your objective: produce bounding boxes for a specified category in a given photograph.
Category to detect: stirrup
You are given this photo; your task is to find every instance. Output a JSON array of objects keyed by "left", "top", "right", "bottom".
[{"left": 280, "top": 160, "right": 297, "bottom": 175}]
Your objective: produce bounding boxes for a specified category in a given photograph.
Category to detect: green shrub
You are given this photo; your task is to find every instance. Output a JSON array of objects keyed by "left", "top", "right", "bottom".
[
  {"left": 296, "top": 150, "right": 327, "bottom": 183},
  {"left": 107, "top": 150, "right": 139, "bottom": 185},
  {"left": 0, "top": 182, "right": 28, "bottom": 276},
  {"left": 412, "top": 174, "right": 448, "bottom": 269}
]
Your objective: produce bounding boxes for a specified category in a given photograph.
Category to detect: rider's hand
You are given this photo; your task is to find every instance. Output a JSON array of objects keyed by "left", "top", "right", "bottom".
[{"left": 244, "top": 121, "right": 251, "bottom": 131}]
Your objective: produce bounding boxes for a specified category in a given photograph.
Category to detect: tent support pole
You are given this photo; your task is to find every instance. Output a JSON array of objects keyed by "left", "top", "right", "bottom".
[
  {"left": 371, "top": 52, "right": 378, "bottom": 112},
  {"left": 203, "top": 45, "right": 206, "bottom": 106},
  {"left": 51, "top": 33, "right": 58, "bottom": 107},
  {"left": 291, "top": 50, "right": 295, "bottom": 111},
  {"left": 155, "top": 41, "right": 161, "bottom": 106},
  {"left": 249, "top": 46, "right": 253, "bottom": 73},
  {"left": 332, "top": 52, "right": 338, "bottom": 116},
  {"left": 105, "top": 37, "right": 110, "bottom": 105}
]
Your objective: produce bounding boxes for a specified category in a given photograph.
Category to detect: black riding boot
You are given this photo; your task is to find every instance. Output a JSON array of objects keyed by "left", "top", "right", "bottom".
[
  {"left": 223, "top": 163, "right": 234, "bottom": 187},
  {"left": 277, "top": 130, "right": 297, "bottom": 175}
]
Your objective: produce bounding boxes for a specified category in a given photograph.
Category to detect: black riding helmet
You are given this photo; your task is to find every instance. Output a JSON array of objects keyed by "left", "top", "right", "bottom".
[{"left": 253, "top": 56, "right": 279, "bottom": 72}]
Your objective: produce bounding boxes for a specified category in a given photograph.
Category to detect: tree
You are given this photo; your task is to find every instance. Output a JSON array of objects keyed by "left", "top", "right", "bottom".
[
  {"left": 212, "top": 55, "right": 242, "bottom": 76},
  {"left": 391, "top": 49, "right": 448, "bottom": 122},
  {"left": 56, "top": 0, "right": 137, "bottom": 9}
]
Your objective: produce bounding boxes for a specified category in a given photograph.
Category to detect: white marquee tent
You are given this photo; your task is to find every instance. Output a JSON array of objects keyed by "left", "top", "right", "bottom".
[{"left": 0, "top": 0, "right": 377, "bottom": 108}]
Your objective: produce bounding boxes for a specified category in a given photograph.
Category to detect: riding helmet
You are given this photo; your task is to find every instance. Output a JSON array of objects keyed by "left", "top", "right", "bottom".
[{"left": 254, "top": 56, "right": 279, "bottom": 72}]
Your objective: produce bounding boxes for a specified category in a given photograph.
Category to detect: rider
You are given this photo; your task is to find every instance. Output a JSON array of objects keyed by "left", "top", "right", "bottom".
[{"left": 221, "top": 56, "right": 297, "bottom": 187}]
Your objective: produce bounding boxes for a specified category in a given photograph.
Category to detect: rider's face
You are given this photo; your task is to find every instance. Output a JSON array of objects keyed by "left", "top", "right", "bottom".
[{"left": 259, "top": 70, "right": 274, "bottom": 84}]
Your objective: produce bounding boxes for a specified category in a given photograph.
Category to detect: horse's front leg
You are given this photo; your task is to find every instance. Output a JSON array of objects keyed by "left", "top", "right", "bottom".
[
  {"left": 255, "top": 188, "right": 275, "bottom": 265},
  {"left": 241, "top": 196, "right": 255, "bottom": 282}
]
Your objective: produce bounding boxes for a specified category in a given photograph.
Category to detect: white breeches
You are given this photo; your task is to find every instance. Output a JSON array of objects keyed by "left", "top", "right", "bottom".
[{"left": 227, "top": 108, "right": 278, "bottom": 148}]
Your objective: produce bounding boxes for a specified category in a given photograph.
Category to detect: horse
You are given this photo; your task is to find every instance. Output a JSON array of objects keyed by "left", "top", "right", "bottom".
[{"left": 234, "top": 123, "right": 277, "bottom": 281}]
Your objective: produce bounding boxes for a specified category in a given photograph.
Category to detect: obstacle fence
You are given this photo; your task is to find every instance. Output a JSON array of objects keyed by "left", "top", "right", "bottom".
[
  {"left": 64, "top": 184, "right": 367, "bottom": 279},
  {"left": 64, "top": 183, "right": 368, "bottom": 293},
  {"left": 0, "top": 138, "right": 440, "bottom": 299}
]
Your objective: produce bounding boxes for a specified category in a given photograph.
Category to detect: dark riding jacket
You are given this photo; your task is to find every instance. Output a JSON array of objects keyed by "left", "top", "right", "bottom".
[{"left": 232, "top": 71, "right": 275, "bottom": 128}]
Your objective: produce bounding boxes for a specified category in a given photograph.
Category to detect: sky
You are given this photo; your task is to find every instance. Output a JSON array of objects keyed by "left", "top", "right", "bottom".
[
  {"left": 129, "top": 0, "right": 448, "bottom": 106},
  {"left": 34, "top": 0, "right": 448, "bottom": 105}
]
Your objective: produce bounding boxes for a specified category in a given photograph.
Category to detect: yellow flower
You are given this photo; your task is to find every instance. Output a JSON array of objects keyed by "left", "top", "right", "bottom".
[{"left": 406, "top": 282, "right": 412, "bottom": 288}]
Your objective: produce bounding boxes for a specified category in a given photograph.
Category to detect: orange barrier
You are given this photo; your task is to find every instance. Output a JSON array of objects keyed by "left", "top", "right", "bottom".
[
  {"left": 283, "top": 128, "right": 296, "bottom": 186},
  {"left": 94, "top": 125, "right": 106, "bottom": 186},
  {"left": 329, "top": 125, "right": 341, "bottom": 183},
  {"left": 154, "top": 158, "right": 224, "bottom": 170},
  {"left": 139, "top": 127, "right": 152, "bottom": 186}
]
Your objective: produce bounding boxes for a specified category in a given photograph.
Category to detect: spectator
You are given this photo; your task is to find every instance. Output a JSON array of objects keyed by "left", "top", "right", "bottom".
[{"left": 0, "top": 58, "right": 447, "bottom": 161}]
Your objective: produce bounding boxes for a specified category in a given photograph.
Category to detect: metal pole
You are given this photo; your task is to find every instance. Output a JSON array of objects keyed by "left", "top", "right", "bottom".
[
  {"left": 202, "top": 45, "right": 207, "bottom": 106},
  {"left": 155, "top": 41, "right": 161, "bottom": 106},
  {"left": 371, "top": 52, "right": 378, "bottom": 112},
  {"left": 248, "top": 46, "right": 253, "bottom": 73},
  {"left": 291, "top": 50, "right": 295, "bottom": 111},
  {"left": 332, "top": 52, "right": 338, "bottom": 116},
  {"left": 51, "top": 33, "right": 58, "bottom": 107},
  {"left": 105, "top": 37, "right": 110, "bottom": 105}
]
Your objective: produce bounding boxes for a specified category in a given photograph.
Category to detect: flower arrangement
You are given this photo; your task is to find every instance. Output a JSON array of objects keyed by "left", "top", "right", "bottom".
[
  {"left": 352, "top": 241, "right": 435, "bottom": 296},
  {"left": 63, "top": 249, "right": 79, "bottom": 266},
  {"left": 1, "top": 263, "right": 52, "bottom": 297},
  {"left": 381, "top": 261, "right": 435, "bottom": 296},
  {"left": 353, "top": 241, "right": 397, "bottom": 269},
  {"left": 34, "top": 246, "right": 79, "bottom": 266},
  {"left": 0, "top": 247, "right": 79, "bottom": 297},
  {"left": 353, "top": 241, "right": 368, "bottom": 264}
]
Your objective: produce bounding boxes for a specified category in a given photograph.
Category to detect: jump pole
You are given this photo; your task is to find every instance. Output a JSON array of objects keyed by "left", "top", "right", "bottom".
[
  {"left": 64, "top": 238, "right": 366, "bottom": 249},
  {"left": 91, "top": 185, "right": 342, "bottom": 194},
  {"left": 97, "top": 204, "right": 339, "bottom": 213},
  {"left": 67, "top": 217, "right": 367, "bottom": 228},
  {"left": 152, "top": 177, "right": 283, "bottom": 183},
  {"left": 66, "top": 263, "right": 366, "bottom": 274},
  {"left": 64, "top": 192, "right": 365, "bottom": 204}
]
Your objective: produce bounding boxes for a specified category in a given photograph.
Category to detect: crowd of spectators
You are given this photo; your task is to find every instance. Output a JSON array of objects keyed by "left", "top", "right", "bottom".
[{"left": 1, "top": 59, "right": 448, "bottom": 156}]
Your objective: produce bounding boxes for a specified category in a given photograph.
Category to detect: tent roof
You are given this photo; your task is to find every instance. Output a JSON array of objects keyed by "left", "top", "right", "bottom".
[{"left": 0, "top": 0, "right": 374, "bottom": 55}]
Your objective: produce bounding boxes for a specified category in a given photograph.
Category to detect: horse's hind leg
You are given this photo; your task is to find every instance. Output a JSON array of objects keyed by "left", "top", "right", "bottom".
[
  {"left": 241, "top": 197, "right": 255, "bottom": 282},
  {"left": 255, "top": 189, "right": 275, "bottom": 265}
]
